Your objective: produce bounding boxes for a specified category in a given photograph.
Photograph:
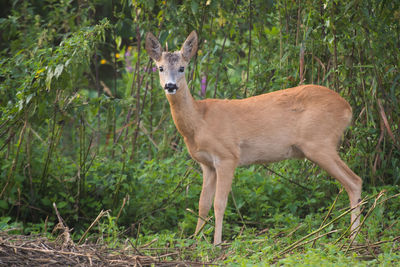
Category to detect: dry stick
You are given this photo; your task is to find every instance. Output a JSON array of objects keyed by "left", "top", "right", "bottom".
[
  {"left": 373, "top": 118, "right": 385, "bottom": 175},
  {"left": 303, "top": 229, "right": 340, "bottom": 246},
  {"left": 299, "top": 43, "right": 305, "bottom": 84},
  {"left": 78, "top": 209, "right": 110, "bottom": 245},
  {"left": 278, "top": 209, "right": 348, "bottom": 256},
  {"left": 311, "top": 40, "right": 314, "bottom": 83},
  {"left": 135, "top": 170, "right": 193, "bottom": 225},
  {"left": 79, "top": 123, "right": 96, "bottom": 198},
  {"left": 377, "top": 99, "right": 400, "bottom": 150},
  {"left": 0, "top": 118, "right": 11, "bottom": 133},
  {"left": 312, "top": 188, "right": 343, "bottom": 247},
  {"left": 132, "top": 77, "right": 151, "bottom": 150},
  {"left": 333, "top": 205, "right": 366, "bottom": 246},
  {"left": 244, "top": 0, "right": 252, "bottom": 98},
  {"left": 278, "top": 198, "right": 368, "bottom": 256},
  {"left": 377, "top": 192, "right": 400, "bottom": 206},
  {"left": 281, "top": 229, "right": 340, "bottom": 256},
  {"left": 321, "top": 188, "right": 343, "bottom": 227},
  {"left": 139, "top": 123, "right": 159, "bottom": 150},
  {"left": 0, "top": 126, "right": 17, "bottom": 152},
  {"left": 0, "top": 120, "right": 26, "bottom": 198},
  {"left": 44, "top": 216, "right": 49, "bottom": 234},
  {"left": 189, "top": 0, "right": 207, "bottom": 93},
  {"left": 295, "top": 0, "right": 301, "bottom": 46},
  {"left": 278, "top": 2, "right": 282, "bottom": 70},
  {"left": 366, "top": 240, "right": 379, "bottom": 260},
  {"left": 121, "top": 14, "right": 140, "bottom": 142},
  {"left": 128, "top": 6, "right": 165, "bottom": 154},
  {"left": 230, "top": 190, "right": 246, "bottom": 231},
  {"left": 213, "top": 0, "right": 240, "bottom": 98},
  {"left": 344, "top": 191, "right": 386, "bottom": 253},
  {"left": 186, "top": 208, "right": 214, "bottom": 233},
  {"left": 110, "top": 38, "right": 117, "bottom": 158},
  {"left": 52, "top": 202, "right": 73, "bottom": 247},
  {"left": 383, "top": 220, "right": 398, "bottom": 233},
  {"left": 125, "top": 60, "right": 151, "bottom": 148},
  {"left": 348, "top": 190, "right": 385, "bottom": 238},
  {"left": 3, "top": 243, "right": 92, "bottom": 258},
  {"left": 149, "top": 63, "right": 154, "bottom": 158},
  {"left": 40, "top": 106, "right": 62, "bottom": 192},
  {"left": 121, "top": 8, "right": 143, "bottom": 144},
  {"left": 331, "top": 1, "right": 338, "bottom": 90},
  {"left": 127, "top": 239, "right": 144, "bottom": 256},
  {"left": 26, "top": 124, "right": 34, "bottom": 201},
  {"left": 348, "top": 236, "right": 400, "bottom": 252},
  {"left": 262, "top": 165, "right": 312, "bottom": 191},
  {"left": 53, "top": 202, "right": 65, "bottom": 226},
  {"left": 201, "top": 17, "right": 214, "bottom": 98},
  {"left": 115, "top": 195, "right": 127, "bottom": 223},
  {"left": 187, "top": 208, "right": 213, "bottom": 243},
  {"left": 94, "top": 51, "right": 101, "bottom": 150},
  {"left": 272, "top": 224, "right": 303, "bottom": 239},
  {"left": 213, "top": 33, "right": 227, "bottom": 98},
  {"left": 130, "top": 19, "right": 142, "bottom": 160},
  {"left": 139, "top": 238, "right": 158, "bottom": 249},
  {"left": 334, "top": 190, "right": 390, "bottom": 246},
  {"left": 287, "top": 225, "right": 305, "bottom": 239},
  {"left": 135, "top": 222, "right": 141, "bottom": 250},
  {"left": 310, "top": 54, "right": 326, "bottom": 79},
  {"left": 3, "top": 241, "right": 161, "bottom": 266}
]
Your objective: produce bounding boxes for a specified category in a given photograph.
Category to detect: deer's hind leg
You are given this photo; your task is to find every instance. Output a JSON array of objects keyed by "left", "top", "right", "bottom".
[{"left": 301, "top": 145, "right": 362, "bottom": 233}]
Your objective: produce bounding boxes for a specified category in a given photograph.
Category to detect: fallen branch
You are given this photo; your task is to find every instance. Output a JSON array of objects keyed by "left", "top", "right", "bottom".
[{"left": 78, "top": 209, "right": 110, "bottom": 245}]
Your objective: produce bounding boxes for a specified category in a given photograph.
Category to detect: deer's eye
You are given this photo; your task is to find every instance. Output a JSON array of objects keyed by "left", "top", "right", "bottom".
[
  {"left": 179, "top": 66, "right": 184, "bottom": 72},
  {"left": 159, "top": 66, "right": 164, "bottom": 72}
]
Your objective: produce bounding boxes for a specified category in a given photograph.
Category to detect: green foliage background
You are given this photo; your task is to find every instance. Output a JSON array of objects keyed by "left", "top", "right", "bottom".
[{"left": 0, "top": 0, "right": 399, "bottom": 258}]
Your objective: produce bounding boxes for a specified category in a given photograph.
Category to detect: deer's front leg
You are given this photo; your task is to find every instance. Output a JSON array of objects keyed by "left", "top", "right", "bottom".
[
  {"left": 213, "top": 160, "right": 236, "bottom": 245},
  {"left": 195, "top": 164, "right": 216, "bottom": 235}
]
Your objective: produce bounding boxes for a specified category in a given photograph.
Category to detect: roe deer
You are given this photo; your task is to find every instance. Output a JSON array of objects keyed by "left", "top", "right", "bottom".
[{"left": 145, "top": 31, "right": 362, "bottom": 245}]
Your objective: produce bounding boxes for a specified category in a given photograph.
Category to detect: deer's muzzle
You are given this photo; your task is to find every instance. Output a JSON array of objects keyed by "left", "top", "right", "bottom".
[{"left": 164, "top": 83, "right": 178, "bottom": 94}]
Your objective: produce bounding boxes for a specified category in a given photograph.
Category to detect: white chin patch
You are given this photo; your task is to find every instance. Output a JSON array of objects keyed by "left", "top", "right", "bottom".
[{"left": 165, "top": 89, "right": 177, "bottom": 95}]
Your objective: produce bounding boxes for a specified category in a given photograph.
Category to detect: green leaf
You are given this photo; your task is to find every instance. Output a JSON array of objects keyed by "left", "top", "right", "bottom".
[
  {"left": 58, "top": 201, "right": 68, "bottom": 209},
  {"left": 0, "top": 200, "right": 9, "bottom": 210},
  {"left": 191, "top": 1, "right": 199, "bottom": 14},
  {"left": 46, "top": 68, "right": 53, "bottom": 90},
  {"left": 54, "top": 64, "right": 64, "bottom": 78}
]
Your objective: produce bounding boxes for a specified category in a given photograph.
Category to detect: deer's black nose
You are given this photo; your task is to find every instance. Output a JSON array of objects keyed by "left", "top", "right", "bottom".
[{"left": 164, "top": 83, "right": 178, "bottom": 90}]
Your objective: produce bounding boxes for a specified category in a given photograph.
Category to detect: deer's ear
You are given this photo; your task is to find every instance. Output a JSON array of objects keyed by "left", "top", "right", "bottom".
[
  {"left": 145, "top": 32, "right": 162, "bottom": 61},
  {"left": 181, "top": 31, "right": 198, "bottom": 62}
]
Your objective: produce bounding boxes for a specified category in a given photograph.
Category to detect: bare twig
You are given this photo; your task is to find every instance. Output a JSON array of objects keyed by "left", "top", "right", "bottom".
[
  {"left": 0, "top": 120, "right": 27, "bottom": 198},
  {"left": 115, "top": 195, "right": 128, "bottom": 223},
  {"left": 78, "top": 209, "right": 110, "bottom": 245},
  {"left": 312, "top": 188, "right": 343, "bottom": 247},
  {"left": 230, "top": 190, "right": 247, "bottom": 231},
  {"left": 278, "top": 198, "right": 368, "bottom": 256},
  {"left": 52, "top": 202, "right": 73, "bottom": 248},
  {"left": 344, "top": 190, "right": 386, "bottom": 252},
  {"left": 263, "top": 165, "right": 312, "bottom": 191}
]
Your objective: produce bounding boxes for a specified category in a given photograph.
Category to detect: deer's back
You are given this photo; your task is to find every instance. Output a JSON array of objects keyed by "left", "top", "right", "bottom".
[{"left": 192, "top": 85, "right": 352, "bottom": 165}]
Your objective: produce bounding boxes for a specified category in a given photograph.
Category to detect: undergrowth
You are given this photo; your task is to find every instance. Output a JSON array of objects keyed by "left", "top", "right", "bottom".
[
  {"left": 1, "top": 1, "right": 399, "bottom": 265},
  {"left": 1, "top": 156, "right": 399, "bottom": 265}
]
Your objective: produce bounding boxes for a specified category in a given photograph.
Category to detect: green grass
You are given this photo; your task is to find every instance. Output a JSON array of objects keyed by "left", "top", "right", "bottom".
[{"left": 2, "top": 188, "right": 399, "bottom": 266}]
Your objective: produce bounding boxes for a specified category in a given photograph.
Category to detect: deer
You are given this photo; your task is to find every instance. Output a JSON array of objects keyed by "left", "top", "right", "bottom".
[{"left": 145, "top": 31, "right": 362, "bottom": 245}]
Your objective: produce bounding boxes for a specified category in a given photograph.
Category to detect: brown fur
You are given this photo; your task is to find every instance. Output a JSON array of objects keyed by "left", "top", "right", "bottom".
[{"left": 146, "top": 31, "right": 362, "bottom": 245}]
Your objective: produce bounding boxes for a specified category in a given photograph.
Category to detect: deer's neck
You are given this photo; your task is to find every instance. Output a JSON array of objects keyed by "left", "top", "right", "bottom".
[{"left": 166, "top": 82, "right": 200, "bottom": 138}]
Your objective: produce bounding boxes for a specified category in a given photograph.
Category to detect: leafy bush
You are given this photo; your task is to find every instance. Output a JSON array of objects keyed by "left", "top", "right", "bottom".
[{"left": 0, "top": 4, "right": 399, "bottom": 265}]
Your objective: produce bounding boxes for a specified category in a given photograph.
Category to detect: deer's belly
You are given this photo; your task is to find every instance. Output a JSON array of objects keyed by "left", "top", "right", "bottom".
[{"left": 238, "top": 140, "right": 304, "bottom": 166}]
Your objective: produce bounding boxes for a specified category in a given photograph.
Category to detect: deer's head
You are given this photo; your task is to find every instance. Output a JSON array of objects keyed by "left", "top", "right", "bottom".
[{"left": 145, "top": 31, "right": 198, "bottom": 95}]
